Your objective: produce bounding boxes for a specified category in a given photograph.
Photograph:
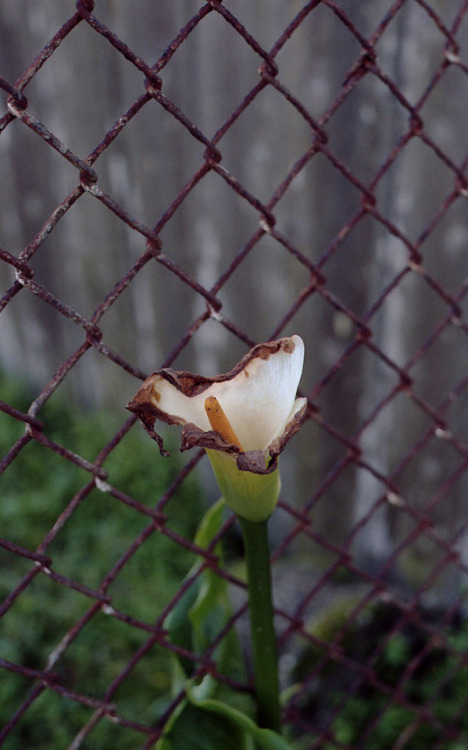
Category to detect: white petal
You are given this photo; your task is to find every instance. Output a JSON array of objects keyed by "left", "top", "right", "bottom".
[
  {"left": 268, "top": 395, "right": 308, "bottom": 446},
  {"left": 151, "top": 335, "right": 305, "bottom": 452},
  {"left": 209, "top": 335, "right": 304, "bottom": 450},
  {"left": 149, "top": 379, "right": 212, "bottom": 431}
]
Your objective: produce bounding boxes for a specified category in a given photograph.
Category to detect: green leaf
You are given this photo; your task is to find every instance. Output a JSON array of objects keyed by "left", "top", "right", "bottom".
[
  {"left": 156, "top": 690, "right": 292, "bottom": 750},
  {"left": 165, "top": 576, "right": 201, "bottom": 680},
  {"left": 193, "top": 497, "right": 226, "bottom": 550},
  {"left": 156, "top": 699, "right": 250, "bottom": 750},
  {"left": 166, "top": 499, "right": 243, "bottom": 686}
]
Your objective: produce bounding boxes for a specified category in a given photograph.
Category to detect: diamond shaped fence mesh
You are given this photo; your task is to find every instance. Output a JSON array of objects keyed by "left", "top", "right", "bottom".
[{"left": 1, "top": 1, "right": 468, "bottom": 748}]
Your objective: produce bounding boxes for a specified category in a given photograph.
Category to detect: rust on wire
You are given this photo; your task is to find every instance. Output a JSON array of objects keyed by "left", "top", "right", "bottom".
[{"left": 1, "top": 1, "right": 468, "bottom": 748}]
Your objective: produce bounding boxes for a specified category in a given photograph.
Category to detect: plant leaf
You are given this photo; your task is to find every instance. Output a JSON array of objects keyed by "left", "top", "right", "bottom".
[
  {"left": 156, "top": 699, "right": 250, "bottom": 750},
  {"left": 156, "top": 689, "right": 292, "bottom": 750},
  {"left": 166, "top": 499, "right": 243, "bottom": 686}
]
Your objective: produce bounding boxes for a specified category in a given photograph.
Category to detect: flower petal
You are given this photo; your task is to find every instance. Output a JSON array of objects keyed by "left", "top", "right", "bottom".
[
  {"left": 127, "top": 336, "right": 305, "bottom": 454},
  {"left": 207, "top": 336, "right": 304, "bottom": 451}
]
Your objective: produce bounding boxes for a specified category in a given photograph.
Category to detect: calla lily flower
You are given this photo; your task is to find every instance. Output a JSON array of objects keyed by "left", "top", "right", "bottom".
[{"left": 127, "top": 335, "right": 306, "bottom": 522}]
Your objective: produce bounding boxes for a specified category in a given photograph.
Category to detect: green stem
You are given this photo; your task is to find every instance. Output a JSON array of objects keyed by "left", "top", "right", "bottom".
[{"left": 238, "top": 515, "right": 281, "bottom": 734}]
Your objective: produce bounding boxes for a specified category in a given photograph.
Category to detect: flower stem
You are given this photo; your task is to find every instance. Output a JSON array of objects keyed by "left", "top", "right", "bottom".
[{"left": 238, "top": 515, "right": 281, "bottom": 734}]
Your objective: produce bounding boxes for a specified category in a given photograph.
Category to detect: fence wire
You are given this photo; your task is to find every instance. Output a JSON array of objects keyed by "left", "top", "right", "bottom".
[{"left": 1, "top": 1, "right": 468, "bottom": 748}]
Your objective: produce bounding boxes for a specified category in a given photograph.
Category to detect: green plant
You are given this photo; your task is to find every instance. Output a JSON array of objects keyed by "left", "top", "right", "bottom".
[
  {"left": 0, "top": 373, "right": 204, "bottom": 749},
  {"left": 292, "top": 599, "right": 468, "bottom": 749}
]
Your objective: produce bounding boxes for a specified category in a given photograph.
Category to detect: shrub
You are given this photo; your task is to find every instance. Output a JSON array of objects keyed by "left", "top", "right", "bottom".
[{"left": 0, "top": 374, "right": 204, "bottom": 749}]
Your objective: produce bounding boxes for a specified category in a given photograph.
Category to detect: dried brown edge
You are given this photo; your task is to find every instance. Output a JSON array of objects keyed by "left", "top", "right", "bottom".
[{"left": 126, "top": 337, "right": 303, "bottom": 472}]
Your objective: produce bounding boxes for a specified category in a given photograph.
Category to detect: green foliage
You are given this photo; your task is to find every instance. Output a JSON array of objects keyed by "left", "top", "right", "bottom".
[
  {"left": 293, "top": 599, "right": 468, "bottom": 749},
  {"left": 161, "top": 499, "right": 282, "bottom": 749},
  {"left": 158, "top": 689, "right": 292, "bottom": 750},
  {"left": 0, "top": 373, "right": 205, "bottom": 749},
  {"left": 167, "top": 499, "right": 245, "bottom": 691}
]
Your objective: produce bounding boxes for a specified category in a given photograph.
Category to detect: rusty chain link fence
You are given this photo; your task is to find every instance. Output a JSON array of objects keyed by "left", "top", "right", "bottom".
[{"left": 1, "top": 1, "right": 468, "bottom": 748}]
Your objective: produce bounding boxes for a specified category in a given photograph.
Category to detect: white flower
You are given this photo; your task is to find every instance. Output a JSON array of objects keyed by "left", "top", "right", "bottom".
[{"left": 127, "top": 336, "right": 306, "bottom": 521}]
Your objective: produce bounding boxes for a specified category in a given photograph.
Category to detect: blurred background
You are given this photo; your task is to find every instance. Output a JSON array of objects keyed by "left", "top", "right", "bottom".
[
  {"left": 1, "top": 2, "right": 468, "bottom": 746},
  {"left": 1, "top": 0, "right": 467, "bottom": 581}
]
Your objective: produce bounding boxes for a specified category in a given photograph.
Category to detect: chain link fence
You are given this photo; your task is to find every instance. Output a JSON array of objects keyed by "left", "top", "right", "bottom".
[{"left": 1, "top": 1, "right": 468, "bottom": 747}]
